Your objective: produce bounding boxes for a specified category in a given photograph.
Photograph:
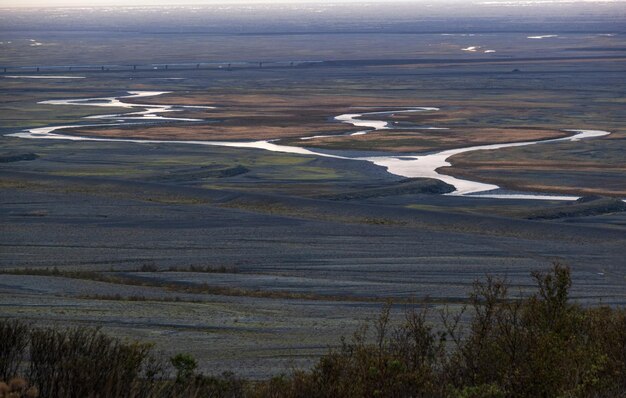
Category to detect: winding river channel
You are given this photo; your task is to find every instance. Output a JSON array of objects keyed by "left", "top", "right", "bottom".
[{"left": 7, "top": 91, "right": 612, "bottom": 201}]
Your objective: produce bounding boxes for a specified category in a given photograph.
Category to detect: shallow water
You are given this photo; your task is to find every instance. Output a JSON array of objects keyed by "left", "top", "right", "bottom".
[
  {"left": 527, "top": 35, "right": 559, "bottom": 39},
  {"left": 360, "top": 129, "right": 610, "bottom": 199},
  {"left": 4, "top": 75, "right": 86, "bottom": 79},
  {"left": 301, "top": 108, "right": 444, "bottom": 140},
  {"left": 8, "top": 91, "right": 613, "bottom": 201}
]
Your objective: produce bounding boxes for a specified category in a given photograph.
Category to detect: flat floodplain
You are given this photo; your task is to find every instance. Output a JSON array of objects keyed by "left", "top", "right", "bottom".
[{"left": 1, "top": 16, "right": 625, "bottom": 377}]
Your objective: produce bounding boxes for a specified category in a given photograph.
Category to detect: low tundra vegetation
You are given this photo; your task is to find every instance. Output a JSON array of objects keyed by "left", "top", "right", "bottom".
[{"left": 1, "top": 264, "right": 625, "bottom": 397}]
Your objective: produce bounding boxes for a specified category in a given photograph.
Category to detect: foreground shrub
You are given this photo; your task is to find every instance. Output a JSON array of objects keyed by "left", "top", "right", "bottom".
[
  {"left": 28, "top": 327, "right": 156, "bottom": 398},
  {"left": 171, "top": 354, "right": 198, "bottom": 383},
  {"left": 258, "top": 304, "right": 447, "bottom": 398},
  {"left": 0, "top": 320, "right": 29, "bottom": 381},
  {"left": 443, "top": 265, "right": 626, "bottom": 397},
  {"left": 253, "top": 264, "right": 626, "bottom": 398},
  {"left": 0, "top": 377, "right": 38, "bottom": 398},
  {"left": 174, "top": 371, "right": 247, "bottom": 398}
]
